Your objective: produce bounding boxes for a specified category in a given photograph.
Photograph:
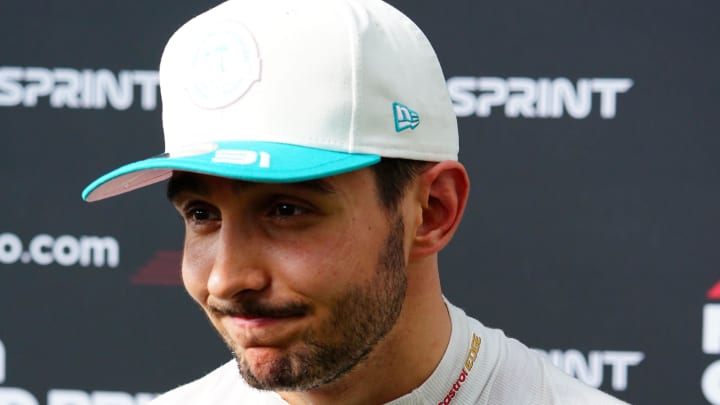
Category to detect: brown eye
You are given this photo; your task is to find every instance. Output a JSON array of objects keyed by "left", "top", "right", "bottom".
[
  {"left": 273, "top": 203, "right": 303, "bottom": 217},
  {"left": 190, "top": 208, "right": 211, "bottom": 221},
  {"left": 182, "top": 202, "right": 220, "bottom": 225}
]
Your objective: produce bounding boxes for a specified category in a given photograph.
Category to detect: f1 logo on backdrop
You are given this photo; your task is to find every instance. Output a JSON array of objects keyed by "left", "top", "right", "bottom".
[
  {"left": 703, "top": 281, "right": 720, "bottom": 404},
  {"left": 448, "top": 76, "right": 633, "bottom": 119},
  {"left": 130, "top": 250, "right": 183, "bottom": 286}
]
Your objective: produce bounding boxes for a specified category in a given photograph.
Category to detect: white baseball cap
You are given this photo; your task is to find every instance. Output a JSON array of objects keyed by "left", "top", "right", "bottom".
[{"left": 82, "top": 0, "right": 458, "bottom": 202}]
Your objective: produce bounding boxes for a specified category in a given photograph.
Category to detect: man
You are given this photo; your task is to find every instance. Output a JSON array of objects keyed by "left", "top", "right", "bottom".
[{"left": 83, "top": 0, "right": 628, "bottom": 403}]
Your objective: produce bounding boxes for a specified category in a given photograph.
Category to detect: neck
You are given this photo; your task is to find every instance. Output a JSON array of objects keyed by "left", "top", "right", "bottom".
[{"left": 280, "top": 257, "right": 451, "bottom": 405}]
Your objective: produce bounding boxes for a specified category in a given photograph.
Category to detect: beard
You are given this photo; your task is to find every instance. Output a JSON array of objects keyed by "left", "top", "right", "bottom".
[{"left": 213, "top": 215, "right": 408, "bottom": 391}]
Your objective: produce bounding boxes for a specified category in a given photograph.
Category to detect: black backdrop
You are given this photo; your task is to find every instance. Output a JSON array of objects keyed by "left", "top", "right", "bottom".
[{"left": 1, "top": 1, "right": 719, "bottom": 404}]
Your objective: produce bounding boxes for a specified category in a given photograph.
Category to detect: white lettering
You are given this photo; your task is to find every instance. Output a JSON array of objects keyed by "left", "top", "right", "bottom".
[
  {"left": 23, "top": 68, "right": 53, "bottom": 107},
  {"left": 29, "top": 234, "right": 54, "bottom": 266},
  {"left": 537, "top": 349, "right": 643, "bottom": 391},
  {"left": 132, "top": 71, "right": 159, "bottom": 111},
  {"left": 550, "top": 78, "right": 591, "bottom": 119},
  {"left": 446, "top": 77, "right": 476, "bottom": 117},
  {"left": 53, "top": 236, "right": 81, "bottom": 267},
  {"left": 476, "top": 77, "right": 507, "bottom": 117},
  {"left": 79, "top": 237, "right": 120, "bottom": 268},
  {"left": 448, "top": 76, "right": 633, "bottom": 119},
  {"left": 50, "top": 68, "right": 82, "bottom": 108},
  {"left": 81, "top": 69, "right": 94, "bottom": 107},
  {"left": 0, "top": 66, "right": 159, "bottom": 110},
  {"left": 592, "top": 78, "right": 634, "bottom": 118},
  {"left": 0, "top": 67, "right": 23, "bottom": 106},
  {"left": 535, "top": 78, "right": 553, "bottom": 117},
  {"left": 47, "top": 390, "right": 155, "bottom": 405},
  {"left": 0, "top": 233, "right": 23, "bottom": 264},
  {"left": 704, "top": 304, "right": 720, "bottom": 354},
  {"left": 703, "top": 359, "right": 720, "bottom": 405},
  {"left": 557, "top": 349, "right": 604, "bottom": 388},
  {"left": 48, "top": 390, "right": 91, "bottom": 405},
  {"left": 602, "top": 351, "right": 644, "bottom": 391},
  {"left": 212, "top": 150, "right": 271, "bottom": 168},
  {"left": 131, "top": 394, "right": 154, "bottom": 405},
  {"left": 0, "top": 387, "right": 39, "bottom": 405},
  {"left": 94, "top": 70, "right": 132, "bottom": 110},
  {"left": 0, "top": 233, "right": 119, "bottom": 268},
  {"left": 91, "top": 391, "right": 135, "bottom": 405},
  {"left": 0, "top": 348, "right": 154, "bottom": 405},
  {"left": 258, "top": 151, "right": 271, "bottom": 168},
  {"left": 505, "top": 77, "right": 536, "bottom": 118}
]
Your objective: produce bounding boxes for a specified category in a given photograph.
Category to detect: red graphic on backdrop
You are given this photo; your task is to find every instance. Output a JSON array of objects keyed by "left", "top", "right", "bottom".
[
  {"left": 131, "top": 250, "right": 183, "bottom": 286},
  {"left": 707, "top": 280, "right": 720, "bottom": 300}
]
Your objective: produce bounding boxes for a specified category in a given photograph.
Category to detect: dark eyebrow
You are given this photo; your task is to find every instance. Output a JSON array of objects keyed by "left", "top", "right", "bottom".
[
  {"left": 267, "top": 178, "right": 337, "bottom": 195},
  {"left": 166, "top": 172, "right": 337, "bottom": 202},
  {"left": 166, "top": 172, "right": 208, "bottom": 202}
]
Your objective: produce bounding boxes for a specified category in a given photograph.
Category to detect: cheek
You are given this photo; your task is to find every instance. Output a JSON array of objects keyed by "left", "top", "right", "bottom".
[
  {"left": 278, "top": 218, "right": 376, "bottom": 295},
  {"left": 180, "top": 235, "right": 215, "bottom": 304}
]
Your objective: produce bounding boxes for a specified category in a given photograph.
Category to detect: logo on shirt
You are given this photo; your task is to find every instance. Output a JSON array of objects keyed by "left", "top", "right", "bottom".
[{"left": 438, "top": 333, "right": 481, "bottom": 405}]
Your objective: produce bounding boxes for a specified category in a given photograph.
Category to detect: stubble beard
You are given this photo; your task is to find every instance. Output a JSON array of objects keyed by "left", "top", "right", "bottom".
[{"left": 222, "top": 216, "right": 408, "bottom": 391}]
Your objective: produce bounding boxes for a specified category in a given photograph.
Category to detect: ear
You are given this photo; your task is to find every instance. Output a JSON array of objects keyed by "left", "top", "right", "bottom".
[{"left": 409, "top": 161, "right": 470, "bottom": 260}]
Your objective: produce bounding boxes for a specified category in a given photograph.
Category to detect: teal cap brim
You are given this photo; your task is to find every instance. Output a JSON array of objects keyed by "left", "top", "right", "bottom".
[{"left": 82, "top": 141, "right": 380, "bottom": 202}]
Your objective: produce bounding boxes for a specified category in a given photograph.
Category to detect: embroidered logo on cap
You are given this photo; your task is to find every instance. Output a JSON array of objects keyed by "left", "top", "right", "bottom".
[
  {"left": 393, "top": 102, "right": 420, "bottom": 132},
  {"left": 166, "top": 143, "right": 219, "bottom": 158},
  {"left": 187, "top": 20, "right": 261, "bottom": 109},
  {"left": 212, "top": 149, "right": 271, "bottom": 168}
]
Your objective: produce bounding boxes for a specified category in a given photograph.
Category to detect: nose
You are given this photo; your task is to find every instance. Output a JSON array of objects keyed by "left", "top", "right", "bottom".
[{"left": 206, "top": 224, "right": 270, "bottom": 300}]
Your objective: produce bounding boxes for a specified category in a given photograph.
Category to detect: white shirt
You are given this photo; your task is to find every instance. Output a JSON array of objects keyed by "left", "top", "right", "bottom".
[{"left": 150, "top": 301, "right": 629, "bottom": 404}]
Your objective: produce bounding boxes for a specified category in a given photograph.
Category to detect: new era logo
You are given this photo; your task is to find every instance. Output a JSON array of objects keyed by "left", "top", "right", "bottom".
[{"left": 393, "top": 102, "right": 420, "bottom": 132}]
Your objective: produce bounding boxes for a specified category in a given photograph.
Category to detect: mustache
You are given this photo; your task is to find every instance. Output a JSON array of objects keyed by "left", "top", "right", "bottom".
[{"left": 209, "top": 299, "right": 311, "bottom": 318}]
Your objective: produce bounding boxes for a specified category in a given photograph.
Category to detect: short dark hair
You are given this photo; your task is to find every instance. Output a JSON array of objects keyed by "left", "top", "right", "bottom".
[{"left": 370, "top": 158, "right": 429, "bottom": 212}]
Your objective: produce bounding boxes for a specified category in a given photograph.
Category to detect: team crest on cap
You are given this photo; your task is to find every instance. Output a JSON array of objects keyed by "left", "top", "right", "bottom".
[{"left": 187, "top": 20, "right": 261, "bottom": 109}]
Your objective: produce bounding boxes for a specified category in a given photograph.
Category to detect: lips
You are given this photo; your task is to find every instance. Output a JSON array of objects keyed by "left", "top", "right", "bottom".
[
  {"left": 209, "top": 299, "right": 311, "bottom": 319},
  {"left": 220, "top": 313, "right": 308, "bottom": 351},
  {"left": 210, "top": 299, "right": 312, "bottom": 346},
  {"left": 226, "top": 313, "right": 301, "bottom": 328}
]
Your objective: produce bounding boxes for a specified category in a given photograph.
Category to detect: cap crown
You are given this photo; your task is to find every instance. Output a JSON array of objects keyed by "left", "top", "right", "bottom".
[
  {"left": 82, "top": 0, "right": 458, "bottom": 202},
  {"left": 159, "top": 0, "right": 458, "bottom": 161}
]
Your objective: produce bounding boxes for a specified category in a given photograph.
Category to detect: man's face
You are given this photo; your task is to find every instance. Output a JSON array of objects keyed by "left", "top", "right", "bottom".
[{"left": 169, "top": 168, "right": 409, "bottom": 391}]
